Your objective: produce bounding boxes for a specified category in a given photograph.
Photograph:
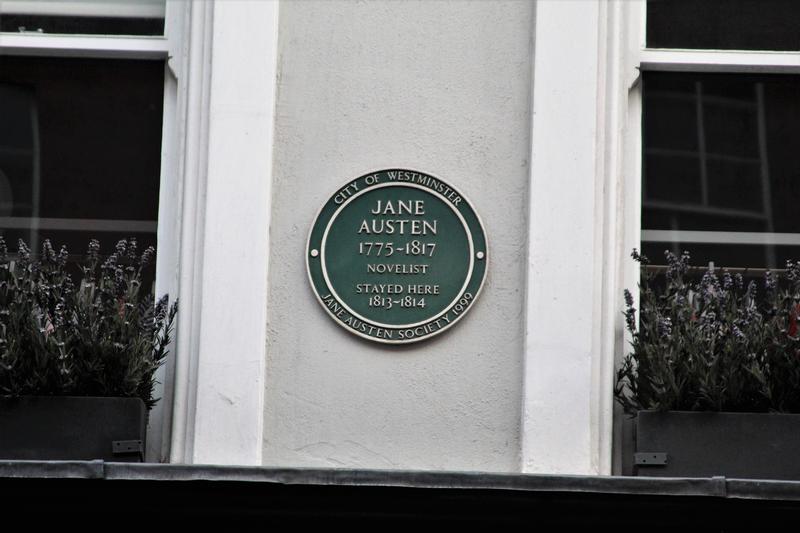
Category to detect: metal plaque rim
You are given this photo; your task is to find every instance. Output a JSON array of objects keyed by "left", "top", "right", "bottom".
[{"left": 306, "top": 168, "right": 489, "bottom": 345}]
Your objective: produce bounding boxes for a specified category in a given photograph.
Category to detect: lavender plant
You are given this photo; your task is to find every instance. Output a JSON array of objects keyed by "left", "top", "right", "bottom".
[
  {"left": 615, "top": 250, "right": 800, "bottom": 414},
  {"left": 0, "top": 237, "right": 177, "bottom": 409}
]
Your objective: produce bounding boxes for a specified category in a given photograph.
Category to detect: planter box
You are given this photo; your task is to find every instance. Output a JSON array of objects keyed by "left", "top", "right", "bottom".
[
  {"left": 635, "top": 410, "right": 800, "bottom": 480},
  {"left": 0, "top": 396, "right": 146, "bottom": 462}
]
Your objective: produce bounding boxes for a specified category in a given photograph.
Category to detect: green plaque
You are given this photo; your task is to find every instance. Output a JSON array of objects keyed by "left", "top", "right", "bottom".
[{"left": 307, "top": 169, "right": 488, "bottom": 344}]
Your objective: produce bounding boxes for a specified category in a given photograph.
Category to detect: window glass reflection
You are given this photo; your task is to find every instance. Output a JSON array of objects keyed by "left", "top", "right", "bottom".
[
  {"left": 647, "top": 0, "right": 800, "bottom": 51},
  {"left": 642, "top": 72, "right": 800, "bottom": 269},
  {"left": 0, "top": 0, "right": 165, "bottom": 36},
  {"left": 0, "top": 56, "right": 163, "bottom": 266}
]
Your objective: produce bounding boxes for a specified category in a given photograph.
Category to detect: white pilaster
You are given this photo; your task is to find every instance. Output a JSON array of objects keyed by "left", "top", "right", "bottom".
[
  {"left": 523, "top": 0, "right": 607, "bottom": 475},
  {"left": 170, "top": 0, "right": 279, "bottom": 465}
]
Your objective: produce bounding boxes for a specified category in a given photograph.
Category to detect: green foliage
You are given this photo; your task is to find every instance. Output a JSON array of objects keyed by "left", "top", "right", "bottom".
[
  {"left": 0, "top": 237, "right": 177, "bottom": 410},
  {"left": 615, "top": 250, "right": 800, "bottom": 414}
]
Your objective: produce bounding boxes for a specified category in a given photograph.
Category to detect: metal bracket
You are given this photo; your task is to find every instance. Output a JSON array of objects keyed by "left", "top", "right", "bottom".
[
  {"left": 112, "top": 440, "right": 144, "bottom": 460},
  {"left": 635, "top": 452, "right": 668, "bottom": 466}
]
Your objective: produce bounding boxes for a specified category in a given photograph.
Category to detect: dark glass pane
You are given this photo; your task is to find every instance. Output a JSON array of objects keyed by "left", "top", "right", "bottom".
[
  {"left": 642, "top": 210, "right": 765, "bottom": 234},
  {"left": 644, "top": 153, "right": 702, "bottom": 204},
  {"left": 642, "top": 72, "right": 800, "bottom": 269},
  {"left": 643, "top": 92, "right": 698, "bottom": 151},
  {"left": 703, "top": 102, "right": 759, "bottom": 158},
  {"left": 0, "top": 1, "right": 164, "bottom": 36},
  {"left": 647, "top": 0, "right": 800, "bottom": 51},
  {"left": 0, "top": 56, "right": 164, "bottom": 260},
  {"left": 0, "top": 14, "right": 163, "bottom": 36},
  {"left": 705, "top": 159, "right": 762, "bottom": 211}
]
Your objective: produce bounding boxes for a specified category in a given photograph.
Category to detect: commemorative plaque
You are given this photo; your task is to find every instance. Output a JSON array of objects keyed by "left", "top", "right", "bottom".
[{"left": 307, "top": 169, "right": 487, "bottom": 344}]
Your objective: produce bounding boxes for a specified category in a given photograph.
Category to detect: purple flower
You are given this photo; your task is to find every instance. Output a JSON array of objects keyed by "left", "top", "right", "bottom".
[
  {"left": 657, "top": 316, "right": 673, "bottom": 338},
  {"left": 127, "top": 238, "right": 138, "bottom": 261},
  {"left": 42, "top": 239, "right": 58, "bottom": 264},
  {"left": 747, "top": 280, "right": 757, "bottom": 300},
  {"left": 624, "top": 289, "right": 634, "bottom": 308},
  {"left": 701, "top": 311, "right": 717, "bottom": 330},
  {"left": 17, "top": 239, "right": 30, "bottom": 264},
  {"left": 57, "top": 245, "right": 69, "bottom": 268},
  {"left": 722, "top": 269, "right": 733, "bottom": 290},
  {"left": 681, "top": 251, "right": 691, "bottom": 270},
  {"left": 625, "top": 308, "right": 637, "bottom": 332},
  {"left": 765, "top": 270, "right": 777, "bottom": 292},
  {"left": 87, "top": 239, "right": 100, "bottom": 262},
  {"left": 631, "top": 248, "right": 649, "bottom": 265},
  {"left": 140, "top": 246, "right": 155, "bottom": 268}
]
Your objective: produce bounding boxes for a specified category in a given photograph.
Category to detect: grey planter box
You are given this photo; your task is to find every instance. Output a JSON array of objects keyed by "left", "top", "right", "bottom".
[
  {"left": 635, "top": 410, "right": 800, "bottom": 480},
  {"left": 0, "top": 396, "right": 146, "bottom": 462}
]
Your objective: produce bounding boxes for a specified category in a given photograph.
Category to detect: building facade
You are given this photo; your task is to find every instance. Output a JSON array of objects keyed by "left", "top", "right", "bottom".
[{"left": 1, "top": 0, "right": 798, "bottom": 478}]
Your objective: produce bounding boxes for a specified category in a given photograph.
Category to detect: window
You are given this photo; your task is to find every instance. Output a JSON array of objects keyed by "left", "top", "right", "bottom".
[
  {"left": 646, "top": 0, "right": 800, "bottom": 51},
  {"left": 0, "top": 0, "right": 178, "bottom": 461},
  {"left": 639, "top": 0, "right": 800, "bottom": 272},
  {"left": 0, "top": 1, "right": 168, "bottom": 257},
  {"left": 612, "top": 0, "right": 800, "bottom": 475},
  {"left": 0, "top": 56, "right": 164, "bottom": 269}
]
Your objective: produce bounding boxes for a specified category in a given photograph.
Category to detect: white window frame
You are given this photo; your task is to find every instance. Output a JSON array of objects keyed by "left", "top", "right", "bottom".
[
  {"left": 0, "top": 2, "right": 180, "bottom": 462},
  {"left": 0, "top": 1, "right": 279, "bottom": 465},
  {"left": 611, "top": 1, "right": 800, "bottom": 473},
  {"left": 523, "top": 0, "right": 800, "bottom": 476},
  {"left": 637, "top": 5, "right": 800, "bottom": 261},
  {"left": 0, "top": 0, "right": 166, "bottom": 19}
]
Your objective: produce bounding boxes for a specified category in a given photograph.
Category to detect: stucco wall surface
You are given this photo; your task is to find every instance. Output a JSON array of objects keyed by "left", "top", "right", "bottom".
[{"left": 265, "top": 0, "right": 533, "bottom": 471}]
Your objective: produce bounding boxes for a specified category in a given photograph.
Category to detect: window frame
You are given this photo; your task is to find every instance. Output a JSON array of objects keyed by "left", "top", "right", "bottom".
[
  {"left": 634, "top": 2, "right": 800, "bottom": 267},
  {"left": 613, "top": 0, "right": 800, "bottom": 473},
  {"left": 0, "top": 0, "right": 183, "bottom": 462},
  {"left": 0, "top": 32, "right": 170, "bottom": 58}
]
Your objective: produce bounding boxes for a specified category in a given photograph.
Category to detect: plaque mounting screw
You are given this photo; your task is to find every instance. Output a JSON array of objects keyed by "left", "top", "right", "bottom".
[
  {"left": 310, "top": 249, "right": 319, "bottom": 257},
  {"left": 476, "top": 251, "right": 485, "bottom": 260}
]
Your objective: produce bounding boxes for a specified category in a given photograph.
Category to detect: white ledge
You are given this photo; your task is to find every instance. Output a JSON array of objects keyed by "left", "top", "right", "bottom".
[
  {"left": 0, "top": 32, "right": 169, "bottom": 59},
  {"left": 641, "top": 49, "right": 800, "bottom": 73},
  {"left": 642, "top": 230, "right": 800, "bottom": 246}
]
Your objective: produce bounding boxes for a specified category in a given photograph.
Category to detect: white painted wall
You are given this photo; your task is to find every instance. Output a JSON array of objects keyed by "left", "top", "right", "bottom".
[{"left": 264, "top": 0, "right": 533, "bottom": 471}]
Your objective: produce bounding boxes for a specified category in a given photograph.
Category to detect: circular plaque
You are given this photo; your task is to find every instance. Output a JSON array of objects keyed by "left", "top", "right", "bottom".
[{"left": 307, "top": 169, "right": 488, "bottom": 344}]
